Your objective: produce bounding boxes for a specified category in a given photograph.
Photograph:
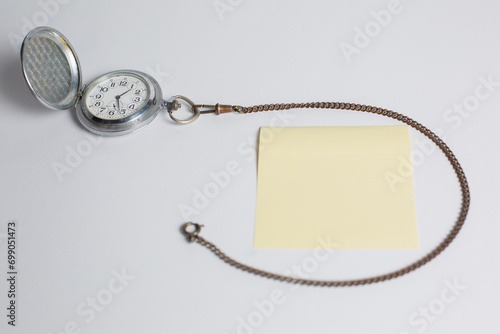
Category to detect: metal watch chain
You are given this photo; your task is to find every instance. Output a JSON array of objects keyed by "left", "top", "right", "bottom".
[{"left": 169, "top": 99, "right": 470, "bottom": 287}]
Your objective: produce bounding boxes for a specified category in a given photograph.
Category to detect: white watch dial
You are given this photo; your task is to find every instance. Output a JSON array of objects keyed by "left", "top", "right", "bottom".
[{"left": 85, "top": 74, "right": 150, "bottom": 120}]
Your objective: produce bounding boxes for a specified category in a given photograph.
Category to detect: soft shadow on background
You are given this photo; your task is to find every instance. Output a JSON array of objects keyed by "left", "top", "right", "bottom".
[{"left": 0, "top": 55, "right": 45, "bottom": 112}]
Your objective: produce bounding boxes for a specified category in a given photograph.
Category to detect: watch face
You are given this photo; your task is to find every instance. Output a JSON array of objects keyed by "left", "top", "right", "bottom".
[
  {"left": 76, "top": 70, "right": 162, "bottom": 136},
  {"left": 84, "top": 73, "right": 150, "bottom": 120}
]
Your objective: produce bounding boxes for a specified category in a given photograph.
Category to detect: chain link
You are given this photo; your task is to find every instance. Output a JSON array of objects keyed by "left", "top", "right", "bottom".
[{"left": 183, "top": 101, "right": 470, "bottom": 286}]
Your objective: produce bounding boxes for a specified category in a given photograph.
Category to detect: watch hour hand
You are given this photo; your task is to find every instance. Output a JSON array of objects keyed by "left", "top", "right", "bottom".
[{"left": 118, "top": 85, "right": 133, "bottom": 98}]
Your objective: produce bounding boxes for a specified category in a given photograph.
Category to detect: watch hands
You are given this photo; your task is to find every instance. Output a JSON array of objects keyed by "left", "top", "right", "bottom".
[
  {"left": 117, "top": 84, "right": 134, "bottom": 98},
  {"left": 114, "top": 85, "right": 135, "bottom": 111}
]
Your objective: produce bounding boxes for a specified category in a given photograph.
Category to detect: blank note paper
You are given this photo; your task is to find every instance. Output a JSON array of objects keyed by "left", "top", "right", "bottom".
[{"left": 254, "top": 125, "right": 418, "bottom": 249}]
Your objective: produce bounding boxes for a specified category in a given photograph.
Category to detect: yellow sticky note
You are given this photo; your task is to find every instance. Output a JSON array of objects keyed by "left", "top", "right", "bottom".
[{"left": 254, "top": 125, "right": 418, "bottom": 249}]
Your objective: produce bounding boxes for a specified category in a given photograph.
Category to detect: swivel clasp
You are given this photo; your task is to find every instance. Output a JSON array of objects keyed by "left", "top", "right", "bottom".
[{"left": 182, "top": 222, "right": 204, "bottom": 242}]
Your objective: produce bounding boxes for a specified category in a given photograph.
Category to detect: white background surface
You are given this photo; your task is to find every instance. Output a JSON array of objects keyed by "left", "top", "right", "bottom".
[{"left": 0, "top": 0, "right": 499, "bottom": 333}]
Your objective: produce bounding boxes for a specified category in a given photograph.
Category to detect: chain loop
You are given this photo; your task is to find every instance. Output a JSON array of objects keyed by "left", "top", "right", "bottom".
[{"left": 182, "top": 102, "right": 470, "bottom": 286}]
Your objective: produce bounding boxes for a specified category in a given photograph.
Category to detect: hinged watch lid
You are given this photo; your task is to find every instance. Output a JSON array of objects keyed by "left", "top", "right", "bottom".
[{"left": 21, "top": 26, "right": 82, "bottom": 110}]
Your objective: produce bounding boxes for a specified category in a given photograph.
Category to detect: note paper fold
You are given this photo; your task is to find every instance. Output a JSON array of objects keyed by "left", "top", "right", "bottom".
[{"left": 254, "top": 125, "right": 418, "bottom": 249}]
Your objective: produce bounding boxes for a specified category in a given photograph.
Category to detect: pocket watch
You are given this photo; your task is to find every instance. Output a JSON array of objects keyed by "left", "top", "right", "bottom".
[{"left": 20, "top": 26, "right": 210, "bottom": 136}]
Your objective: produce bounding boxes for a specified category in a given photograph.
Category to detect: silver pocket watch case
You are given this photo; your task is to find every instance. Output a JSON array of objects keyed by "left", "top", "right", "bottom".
[{"left": 21, "top": 27, "right": 162, "bottom": 136}]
